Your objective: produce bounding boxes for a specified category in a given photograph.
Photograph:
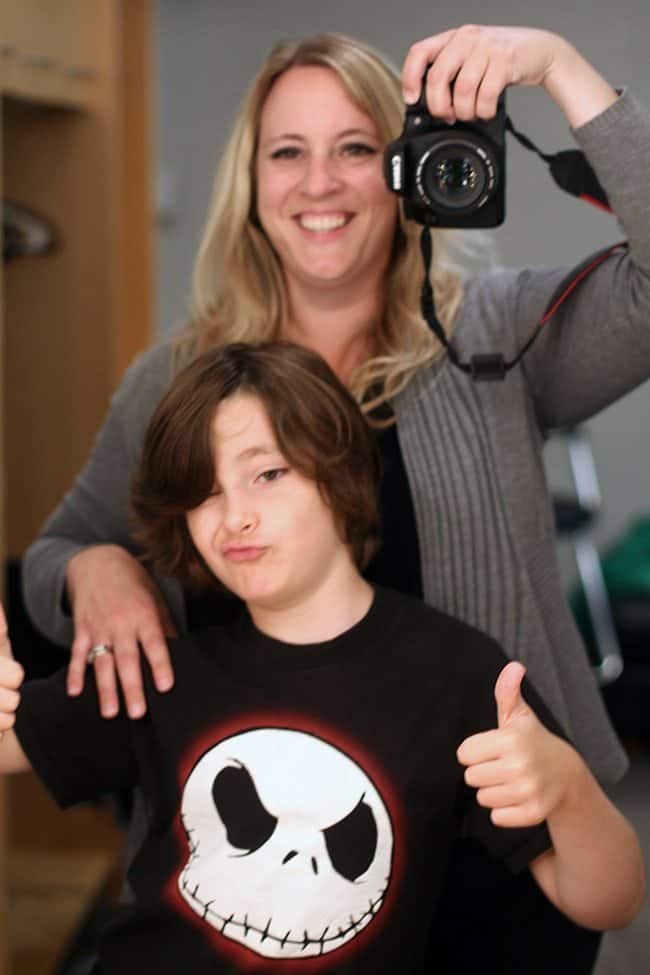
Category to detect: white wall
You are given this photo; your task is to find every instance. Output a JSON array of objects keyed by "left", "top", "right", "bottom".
[{"left": 154, "top": 0, "right": 650, "bottom": 558}]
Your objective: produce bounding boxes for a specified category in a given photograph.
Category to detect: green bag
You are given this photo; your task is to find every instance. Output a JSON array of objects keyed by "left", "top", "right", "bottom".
[
  {"left": 570, "top": 516, "right": 650, "bottom": 651},
  {"left": 595, "top": 517, "right": 650, "bottom": 595}
]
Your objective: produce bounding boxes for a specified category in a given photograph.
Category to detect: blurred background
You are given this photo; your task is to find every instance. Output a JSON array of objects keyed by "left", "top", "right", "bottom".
[{"left": 1, "top": 1, "right": 648, "bottom": 972}]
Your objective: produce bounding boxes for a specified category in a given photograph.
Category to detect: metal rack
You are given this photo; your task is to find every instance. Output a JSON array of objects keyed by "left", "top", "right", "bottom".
[{"left": 552, "top": 426, "right": 624, "bottom": 686}]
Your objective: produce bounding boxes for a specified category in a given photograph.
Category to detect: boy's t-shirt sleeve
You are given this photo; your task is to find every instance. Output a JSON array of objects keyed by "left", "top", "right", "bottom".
[
  {"left": 13, "top": 666, "right": 139, "bottom": 809},
  {"left": 458, "top": 634, "right": 569, "bottom": 874}
]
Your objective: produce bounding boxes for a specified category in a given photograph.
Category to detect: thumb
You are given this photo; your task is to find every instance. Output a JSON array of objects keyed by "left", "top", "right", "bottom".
[
  {"left": 0, "top": 602, "right": 14, "bottom": 659},
  {"left": 495, "top": 661, "right": 528, "bottom": 727}
]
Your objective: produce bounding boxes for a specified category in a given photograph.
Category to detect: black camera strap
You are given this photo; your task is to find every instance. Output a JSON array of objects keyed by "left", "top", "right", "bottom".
[
  {"left": 505, "top": 117, "right": 612, "bottom": 212},
  {"left": 419, "top": 225, "right": 628, "bottom": 380}
]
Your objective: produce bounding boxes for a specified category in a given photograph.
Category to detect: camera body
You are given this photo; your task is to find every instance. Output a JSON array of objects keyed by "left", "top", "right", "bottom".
[{"left": 384, "top": 92, "right": 506, "bottom": 228}]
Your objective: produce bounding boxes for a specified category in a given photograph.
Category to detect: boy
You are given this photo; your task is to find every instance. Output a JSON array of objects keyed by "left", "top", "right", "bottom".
[{"left": 0, "top": 342, "right": 644, "bottom": 973}]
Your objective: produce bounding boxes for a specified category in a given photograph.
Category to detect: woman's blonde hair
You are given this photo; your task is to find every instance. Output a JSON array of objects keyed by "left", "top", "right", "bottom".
[{"left": 180, "top": 33, "right": 473, "bottom": 415}]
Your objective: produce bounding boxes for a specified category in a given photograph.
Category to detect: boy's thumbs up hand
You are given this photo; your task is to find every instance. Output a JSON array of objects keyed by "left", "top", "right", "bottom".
[
  {"left": 457, "top": 661, "right": 577, "bottom": 829},
  {"left": 0, "top": 602, "right": 24, "bottom": 738},
  {"left": 495, "top": 660, "right": 529, "bottom": 728}
]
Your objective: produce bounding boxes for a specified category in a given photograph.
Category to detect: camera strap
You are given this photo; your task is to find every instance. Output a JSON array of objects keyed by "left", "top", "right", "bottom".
[
  {"left": 505, "top": 117, "right": 612, "bottom": 212},
  {"left": 419, "top": 226, "right": 629, "bottom": 381}
]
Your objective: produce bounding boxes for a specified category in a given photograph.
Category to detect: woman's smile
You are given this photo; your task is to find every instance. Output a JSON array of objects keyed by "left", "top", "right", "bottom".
[{"left": 294, "top": 211, "right": 354, "bottom": 236}]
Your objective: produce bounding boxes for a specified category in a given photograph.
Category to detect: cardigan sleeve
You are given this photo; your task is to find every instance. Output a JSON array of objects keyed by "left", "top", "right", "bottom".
[
  {"left": 514, "top": 88, "right": 650, "bottom": 430},
  {"left": 455, "top": 89, "right": 650, "bottom": 433}
]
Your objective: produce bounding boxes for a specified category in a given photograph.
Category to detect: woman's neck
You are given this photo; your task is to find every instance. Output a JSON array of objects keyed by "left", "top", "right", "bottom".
[{"left": 282, "top": 277, "right": 384, "bottom": 382}]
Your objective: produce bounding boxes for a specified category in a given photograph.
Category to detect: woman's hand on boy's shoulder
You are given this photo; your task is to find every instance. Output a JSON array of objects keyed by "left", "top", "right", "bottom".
[
  {"left": 65, "top": 544, "right": 176, "bottom": 720},
  {"left": 456, "top": 661, "right": 581, "bottom": 829}
]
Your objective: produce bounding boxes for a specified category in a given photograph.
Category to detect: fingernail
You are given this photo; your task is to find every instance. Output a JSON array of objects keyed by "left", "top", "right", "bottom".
[
  {"left": 403, "top": 88, "right": 417, "bottom": 105},
  {"left": 102, "top": 705, "right": 118, "bottom": 719},
  {"left": 129, "top": 704, "right": 145, "bottom": 720},
  {"left": 157, "top": 676, "right": 173, "bottom": 692}
]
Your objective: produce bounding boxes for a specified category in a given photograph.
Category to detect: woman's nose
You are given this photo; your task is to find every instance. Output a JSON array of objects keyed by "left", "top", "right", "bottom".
[{"left": 300, "top": 154, "right": 342, "bottom": 196}]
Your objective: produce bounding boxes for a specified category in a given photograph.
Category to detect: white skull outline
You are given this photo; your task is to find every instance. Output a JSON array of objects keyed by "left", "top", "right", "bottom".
[{"left": 178, "top": 727, "right": 394, "bottom": 959}]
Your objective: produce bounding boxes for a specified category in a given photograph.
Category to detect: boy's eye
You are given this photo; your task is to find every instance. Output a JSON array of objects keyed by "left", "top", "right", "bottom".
[{"left": 256, "top": 467, "right": 288, "bottom": 484}]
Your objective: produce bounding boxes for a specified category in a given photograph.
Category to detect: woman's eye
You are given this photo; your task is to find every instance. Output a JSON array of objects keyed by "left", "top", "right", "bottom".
[
  {"left": 270, "top": 146, "right": 301, "bottom": 160},
  {"left": 340, "top": 142, "right": 377, "bottom": 158}
]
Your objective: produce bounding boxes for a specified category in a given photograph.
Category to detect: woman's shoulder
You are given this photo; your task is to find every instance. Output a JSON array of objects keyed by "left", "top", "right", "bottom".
[
  {"left": 119, "top": 337, "right": 176, "bottom": 388},
  {"left": 111, "top": 337, "right": 179, "bottom": 420}
]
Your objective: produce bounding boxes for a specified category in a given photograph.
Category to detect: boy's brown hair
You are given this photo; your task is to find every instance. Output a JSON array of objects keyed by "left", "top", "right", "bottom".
[{"left": 131, "top": 342, "right": 381, "bottom": 591}]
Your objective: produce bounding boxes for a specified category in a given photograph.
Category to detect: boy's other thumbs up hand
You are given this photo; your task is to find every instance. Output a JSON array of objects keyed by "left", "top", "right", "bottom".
[
  {"left": 0, "top": 602, "right": 24, "bottom": 738},
  {"left": 0, "top": 602, "right": 14, "bottom": 659}
]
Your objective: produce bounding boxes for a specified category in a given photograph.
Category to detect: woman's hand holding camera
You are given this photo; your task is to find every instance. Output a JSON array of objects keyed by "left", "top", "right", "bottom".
[{"left": 402, "top": 25, "right": 618, "bottom": 130}]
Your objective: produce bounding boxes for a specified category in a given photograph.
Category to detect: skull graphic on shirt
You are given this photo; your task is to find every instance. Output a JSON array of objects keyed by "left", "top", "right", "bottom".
[{"left": 178, "top": 727, "right": 394, "bottom": 959}]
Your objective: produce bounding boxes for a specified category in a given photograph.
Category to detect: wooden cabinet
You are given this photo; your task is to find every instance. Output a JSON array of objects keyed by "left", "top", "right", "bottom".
[
  {"left": 0, "top": 0, "right": 103, "bottom": 109},
  {"left": 0, "top": 3, "right": 154, "bottom": 972}
]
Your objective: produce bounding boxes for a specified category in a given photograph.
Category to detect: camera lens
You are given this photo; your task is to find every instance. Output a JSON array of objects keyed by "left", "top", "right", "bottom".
[
  {"left": 432, "top": 154, "right": 483, "bottom": 205},
  {"left": 416, "top": 138, "right": 497, "bottom": 213}
]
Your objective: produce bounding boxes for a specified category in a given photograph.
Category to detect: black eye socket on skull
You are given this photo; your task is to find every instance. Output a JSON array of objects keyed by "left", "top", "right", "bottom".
[
  {"left": 212, "top": 762, "right": 278, "bottom": 854},
  {"left": 323, "top": 795, "right": 378, "bottom": 882}
]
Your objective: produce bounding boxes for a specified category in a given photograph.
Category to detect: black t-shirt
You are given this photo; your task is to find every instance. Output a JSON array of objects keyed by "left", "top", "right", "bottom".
[{"left": 15, "top": 587, "right": 555, "bottom": 974}]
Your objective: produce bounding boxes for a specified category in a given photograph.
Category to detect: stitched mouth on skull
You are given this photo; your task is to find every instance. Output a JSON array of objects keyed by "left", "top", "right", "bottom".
[{"left": 178, "top": 728, "right": 394, "bottom": 959}]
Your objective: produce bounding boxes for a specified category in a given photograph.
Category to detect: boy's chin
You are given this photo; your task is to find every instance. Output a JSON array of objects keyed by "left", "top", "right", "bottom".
[{"left": 229, "top": 583, "right": 284, "bottom": 609}]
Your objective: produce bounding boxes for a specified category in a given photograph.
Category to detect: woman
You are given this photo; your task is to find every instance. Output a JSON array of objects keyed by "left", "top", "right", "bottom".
[{"left": 22, "top": 24, "right": 650, "bottom": 973}]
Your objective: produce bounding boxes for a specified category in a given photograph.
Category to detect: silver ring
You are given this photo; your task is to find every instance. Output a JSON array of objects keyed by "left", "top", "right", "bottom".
[{"left": 87, "top": 643, "right": 113, "bottom": 664}]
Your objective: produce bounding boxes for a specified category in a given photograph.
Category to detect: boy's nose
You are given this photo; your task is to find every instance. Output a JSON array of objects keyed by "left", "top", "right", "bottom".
[{"left": 224, "top": 505, "right": 258, "bottom": 536}]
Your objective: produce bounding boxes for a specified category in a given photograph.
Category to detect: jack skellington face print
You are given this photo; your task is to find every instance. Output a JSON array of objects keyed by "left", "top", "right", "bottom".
[{"left": 178, "top": 727, "right": 394, "bottom": 959}]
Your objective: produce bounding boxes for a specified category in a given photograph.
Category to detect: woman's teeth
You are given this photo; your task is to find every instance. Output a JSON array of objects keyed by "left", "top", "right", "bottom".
[{"left": 299, "top": 214, "right": 347, "bottom": 231}]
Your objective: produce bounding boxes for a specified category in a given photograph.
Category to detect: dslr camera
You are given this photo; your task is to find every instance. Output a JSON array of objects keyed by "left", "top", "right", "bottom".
[{"left": 384, "top": 87, "right": 506, "bottom": 228}]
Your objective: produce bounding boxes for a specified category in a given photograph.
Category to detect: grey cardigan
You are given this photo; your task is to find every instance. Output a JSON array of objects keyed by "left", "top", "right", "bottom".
[{"left": 23, "top": 90, "right": 650, "bottom": 784}]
